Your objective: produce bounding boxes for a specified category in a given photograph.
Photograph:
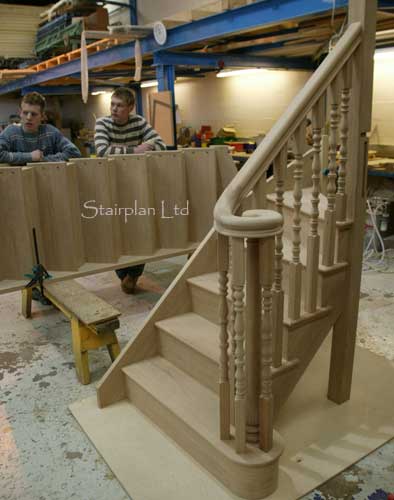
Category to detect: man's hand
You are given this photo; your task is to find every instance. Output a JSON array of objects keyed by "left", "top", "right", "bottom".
[
  {"left": 31, "top": 149, "right": 44, "bottom": 162},
  {"left": 134, "top": 143, "right": 155, "bottom": 154}
]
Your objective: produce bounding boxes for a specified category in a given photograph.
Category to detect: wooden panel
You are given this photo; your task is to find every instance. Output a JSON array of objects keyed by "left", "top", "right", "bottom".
[
  {"left": 149, "top": 91, "right": 175, "bottom": 147},
  {"left": 0, "top": 168, "right": 35, "bottom": 280},
  {"left": 74, "top": 158, "right": 121, "bottom": 263},
  {"left": 183, "top": 148, "right": 217, "bottom": 242},
  {"left": 111, "top": 155, "right": 157, "bottom": 255},
  {"left": 212, "top": 146, "right": 238, "bottom": 193},
  {"left": 33, "top": 163, "right": 84, "bottom": 271},
  {"left": 149, "top": 151, "right": 189, "bottom": 249},
  {"left": 0, "top": 4, "right": 42, "bottom": 58},
  {"left": 44, "top": 280, "right": 120, "bottom": 326}
]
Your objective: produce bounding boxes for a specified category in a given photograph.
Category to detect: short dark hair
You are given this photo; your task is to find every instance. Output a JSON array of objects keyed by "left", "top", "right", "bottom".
[
  {"left": 21, "top": 92, "right": 46, "bottom": 112},
  {"left": 112, "top": 87, "right": 135, "bottom": 107}
]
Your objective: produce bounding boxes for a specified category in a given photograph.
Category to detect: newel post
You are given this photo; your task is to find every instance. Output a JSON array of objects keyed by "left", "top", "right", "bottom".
[
  {"left": 327, "top": 0, "right": 376, "bottom": 404},
  {"left": 216, "top": 207, "right": 282, "bottom": 454}
]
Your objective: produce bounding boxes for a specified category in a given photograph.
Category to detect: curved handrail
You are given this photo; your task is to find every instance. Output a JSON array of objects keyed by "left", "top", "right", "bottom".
[{"left": 214, "top": 22, "right": 362, "bottom": 238}]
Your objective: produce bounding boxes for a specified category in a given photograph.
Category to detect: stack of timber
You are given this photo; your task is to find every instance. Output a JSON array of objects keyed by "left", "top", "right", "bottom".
[
  {"left": 0, "top": 147, "right": 236, "bottom": 293},
  {"left": 0, "top": 4, "right": 42, "bottom": 59}
]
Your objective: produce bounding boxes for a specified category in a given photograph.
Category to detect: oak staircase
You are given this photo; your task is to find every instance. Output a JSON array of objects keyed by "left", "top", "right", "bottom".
[{"left": 95, "top": 1, "right": 376, "bottom": 498}]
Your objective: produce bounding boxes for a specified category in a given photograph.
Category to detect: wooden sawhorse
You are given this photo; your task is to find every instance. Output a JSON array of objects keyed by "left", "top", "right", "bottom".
[{"left": 22, "top": 280, "right": 121, "bottom": 384}]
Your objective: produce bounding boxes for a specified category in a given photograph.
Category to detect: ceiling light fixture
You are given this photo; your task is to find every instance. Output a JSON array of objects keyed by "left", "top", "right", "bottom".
[
  {"left": 140, "top": 80, "right": 158, "bottom": 88},
  {"left": 216, "top": 68, "right": 267, "bottom": 78},
  {"left": 374, "top": 49, "right": 394, "bottom": 60}
]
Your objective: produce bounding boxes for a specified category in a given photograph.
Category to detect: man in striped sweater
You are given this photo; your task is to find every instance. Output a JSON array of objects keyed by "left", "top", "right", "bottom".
[
  {"left": 95, "top": 87, "right": 166, "bottom": 156},
  {"left": 0, "top": 92, "right": 81, "bottom": 165},
  {"left": 95, "top": 87, "right": 166, "bottom": 294}
]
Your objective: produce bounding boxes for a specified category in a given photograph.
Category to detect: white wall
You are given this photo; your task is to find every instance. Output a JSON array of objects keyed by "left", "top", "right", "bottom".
[
  {"left": 138, "top": 0, "right": 210, "bottom": 24},
  {"left": 160, "top": 69, "right": 311, "bottom": 137},
  {"left": 371, "top": 57, "right": 394, "bottom": 146}
]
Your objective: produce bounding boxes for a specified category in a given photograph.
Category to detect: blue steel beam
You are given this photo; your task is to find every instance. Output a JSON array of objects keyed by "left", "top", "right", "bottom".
[
  {"left": 129, "top": 0, "right": 138, "bottom": 25},
  {"left": 141, "top": 0, "right": 348, "bottom": 53},
  {"left": 0, "top": 43, "right": 137, "bottom": 95},
  {"left": 153, "top": 51, "right": 314, "bottom": 70},
  {"left": 0, "top": 0, "right": 357, "bottom": 95},
  {"left": 21, "top": 85, "right": 117, "bottom": 95}
]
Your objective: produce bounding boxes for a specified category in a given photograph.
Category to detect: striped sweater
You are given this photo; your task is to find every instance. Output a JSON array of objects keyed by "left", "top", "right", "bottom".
[
  {"left": 0, "top": 124, "right": 81, "bottom": 165},
  {"left": 95, "top": 114, "right": 166, "bottom": 157}
]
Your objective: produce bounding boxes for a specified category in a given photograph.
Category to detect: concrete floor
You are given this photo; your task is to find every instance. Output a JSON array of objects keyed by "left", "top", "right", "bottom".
[{"left": 0, "top": 256, "right": 393, "bottom": 500}]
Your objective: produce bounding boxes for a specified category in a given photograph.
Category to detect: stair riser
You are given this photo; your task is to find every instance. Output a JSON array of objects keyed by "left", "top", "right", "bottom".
[
  {"left": 124, "top": 374, "right": 280, "bottom": 500},
  {"left": 158, "top": 329, "right": 219, "bottom": 394},
  {"left": 189, "top": 284, "right": 221, "bottom": 325}
]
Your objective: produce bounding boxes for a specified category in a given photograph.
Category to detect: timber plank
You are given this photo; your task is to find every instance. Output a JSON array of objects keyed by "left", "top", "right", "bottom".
[{"left": 44, "top": 279, "right": 120, "bottom": 326}]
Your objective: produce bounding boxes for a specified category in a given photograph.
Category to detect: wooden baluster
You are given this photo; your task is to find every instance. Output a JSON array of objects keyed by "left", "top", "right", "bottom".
[
  {"left": 322, "top": 77, "right": 340, "bottom": 266},
  {"left": 288, "top": 125, "right": 304, "bottom": 321},
  {"left": 305, "top": 98, "right": 324, "bottom": 313},
  {"left": 245, "top": 238, "right": 260, "bottom": 443},
  {"left": 252, "top": 171, "right": 268, "bottom": 209},
  {"left": 231, "top": 237, "right": 246, "bottom": 453},
  {"left": 272, "top": 146, "right": 286, "bottom": 366},
  {"left": 259, "top": 237, "right": 275, "bottom": 452},
  {"left": 218, "top": 234, "right": 230, "bottom": 440},
  {"left": 337, "top": 61, "right": 352, "bottom": 222},
  {"left": 228, "top": 239, "right": 236, "bottom": 426}
]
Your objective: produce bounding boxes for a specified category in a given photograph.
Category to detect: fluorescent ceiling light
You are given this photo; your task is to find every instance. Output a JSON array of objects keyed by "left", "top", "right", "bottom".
[
  {"left": 141, "top": 80, "right": 158, "bottom": 88},
  {"left": 374, "top": 49, "right": 394, "bottom": 60},
  {"left": 91, "top": 90, "right": 109, "bottom": 95},
  {"left": 216, "top": 68, "right": 267, "bottom": 78}
]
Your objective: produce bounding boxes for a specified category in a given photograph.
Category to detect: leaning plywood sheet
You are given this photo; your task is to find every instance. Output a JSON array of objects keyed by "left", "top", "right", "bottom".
[
  {"left": 73, "top": 158, "right": 122, "bottom": 263},
  {"left": 184, "top": 148, "right": 218, "bottom": 243},
  {"left": 149, "top": 91, "right": 175, "bottom": 147},
  {"left": 148, "top": 151, "right": 189, "bottom": 249},
  {"left": 32, "top": 163, "right": 84, "bottom": 271},
  {"left": 110, "top": 155, "right": 157, "bottom": 255},
  {"left": 0, "top": 168, "right": 35, "bottom": 280}
]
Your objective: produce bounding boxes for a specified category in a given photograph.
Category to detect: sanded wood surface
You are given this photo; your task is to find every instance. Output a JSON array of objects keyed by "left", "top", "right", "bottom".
[
  {"left": 149, "top": 151, "right": 189, "bottom": 249},
  {"left": 0, "top": 168, "right": 35, "bottom": 279},
  {"left": 74, "top": 158, "right": 121, "bottom": 263},
  {"left": 184, "top": 148, "right": 218, "bottom": 242},
  {"left": 1, "top": 149, "right": 235, "bottom": 289},
  {"left": 111, "top": 155, "right": 157, "bottom": 255},
  {"left": 44, "top": 279, "right": 120, "bottom": 326},
  {"left": 33, "top": 163, "right": 84, "bottom": 271}
]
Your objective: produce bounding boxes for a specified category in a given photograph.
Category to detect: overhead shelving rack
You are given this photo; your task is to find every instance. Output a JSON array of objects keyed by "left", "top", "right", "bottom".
[{"left": 1, "top": 0, "right": 394, "bottom": 140}]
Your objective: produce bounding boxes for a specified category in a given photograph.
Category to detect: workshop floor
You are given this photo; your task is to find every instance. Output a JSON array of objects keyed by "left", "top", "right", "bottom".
[{"left": 0, "top": 256, "right": 393, "bottom": 500}]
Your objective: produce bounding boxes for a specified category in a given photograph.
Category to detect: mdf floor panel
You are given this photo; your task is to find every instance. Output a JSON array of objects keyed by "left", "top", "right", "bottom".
[{"left": 70, "top": 338, "right": 394, "bottom": 500}]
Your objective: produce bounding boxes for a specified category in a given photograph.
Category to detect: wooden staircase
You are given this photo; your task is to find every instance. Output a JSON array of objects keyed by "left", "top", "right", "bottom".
[{"left": 95, "top": 1, "right": 376, "bottom": 498}]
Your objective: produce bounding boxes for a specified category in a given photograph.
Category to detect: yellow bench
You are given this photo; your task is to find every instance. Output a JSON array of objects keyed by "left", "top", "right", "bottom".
[{"left": 22, "top": 280, "right": 121, "bottom": 384}]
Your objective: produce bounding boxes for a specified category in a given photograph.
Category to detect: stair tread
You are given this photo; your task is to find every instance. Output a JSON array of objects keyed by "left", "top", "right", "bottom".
[
  {"left": 187, "top": 272, "right": 333, "bottom": 328},
  {"left": 187, "top": 272, "right": 219, "bottom": 295},
  {"left": 156, "top": 312, "right": 219, "bottom": 363},
  {"left": 266, "top": 187, "right": 327, "bottom": 219},
  {"left": 123, "top": 356, "right": 275, "bottom": 464}
]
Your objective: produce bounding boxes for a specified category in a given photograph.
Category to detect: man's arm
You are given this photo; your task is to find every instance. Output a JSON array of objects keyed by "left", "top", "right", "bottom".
[
  {"left": 44, "top": 129, "right": 81, "bottom": 162},
  {"left": 138, "top": 117, "right": 166, "bottom": 151},
  {"left": 95, "top": 118, "right": 129, "bottom": 156},
  {"left": 0, "top": 127, "right": 33, "bottom": 165}
]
